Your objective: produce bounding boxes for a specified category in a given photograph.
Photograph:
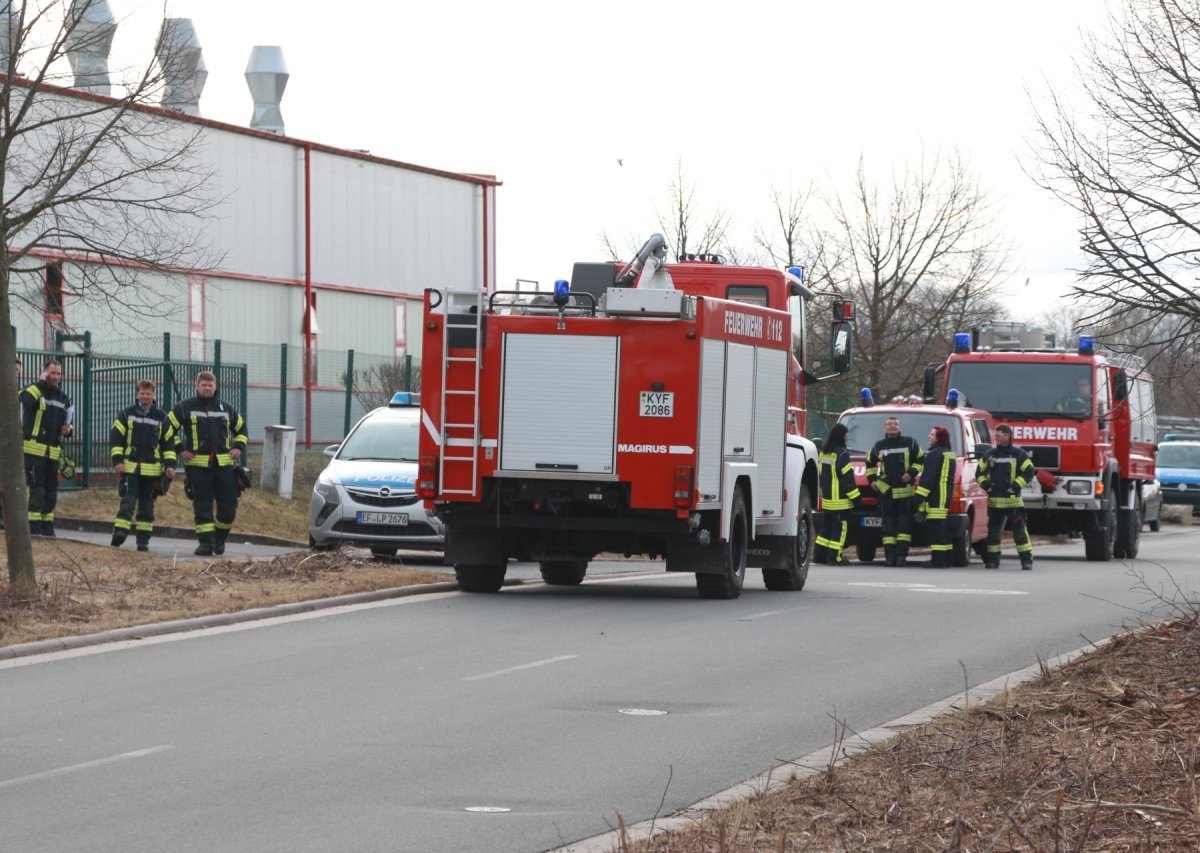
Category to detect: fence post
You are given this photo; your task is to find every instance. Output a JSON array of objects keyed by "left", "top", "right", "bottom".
[
  {"left": 214, "top": 339, "right": 222, "bottom": 376},
  {"left": 343, "top": 349, "right": 355, "bottom": 437},
  {"left": 404, "top": 354, "right": 412, "bottom": 391},
  {"left": 81, "top": 331, "right": 92, "bottom": 486},
  {"left": 162, "top": 332, "right": 173, "bottom": 411},
  {"left": 279, "top": 343, "right": 288, "bottom": 425}
]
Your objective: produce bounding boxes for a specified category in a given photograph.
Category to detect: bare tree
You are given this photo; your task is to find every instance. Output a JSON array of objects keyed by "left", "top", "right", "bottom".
[
  {"left": 753, "top": 182, "right": 819, "bottom": 269},
  {"left": 1030, "top": 0, "right": 1200, "bottom": 352},
  {"left": 807, "top": 150, "right": 1011, "bottom": 397},
  {"left": 0, "top": 1, "right": 218, "bottom": 598}
]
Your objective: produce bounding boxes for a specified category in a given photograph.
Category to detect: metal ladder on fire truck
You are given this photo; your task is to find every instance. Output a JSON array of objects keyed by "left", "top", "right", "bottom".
[{"left": 436, "top": 289, "right": 485, "bottom": 497}]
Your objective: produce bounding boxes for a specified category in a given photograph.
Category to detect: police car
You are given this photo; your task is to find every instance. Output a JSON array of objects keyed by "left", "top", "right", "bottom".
[
  {"left": 308, "top": 392, "right": 444, "bottom": 556},
  {"left": 1156, "top": 434, "right": 1200, "bottom": 513}
]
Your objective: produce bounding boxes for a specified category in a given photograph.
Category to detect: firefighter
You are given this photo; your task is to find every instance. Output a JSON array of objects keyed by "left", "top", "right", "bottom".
[
  {"left": 1055, "top": 376, "right": 1092, "bottom": 414},
  {"left": 20, "top": 359, "right": 74, "bottom": 537},
  {"left": 166, "top": 371, "right": 248, "bottom": 557},
  {"left": 866, "top": 415, "right": 924, "bottom": 567},
  {"left": 815, "top": 423, "right": 861, "bottom": 566},
  {"left": 977, "top": 423, "right": 1035, "bottom": 570},
  {"left": 915, "top": 425, "right": 956, "bottom": 568},
  {"left": 110, "top": 379, "right": 175, "bottom": 552}
]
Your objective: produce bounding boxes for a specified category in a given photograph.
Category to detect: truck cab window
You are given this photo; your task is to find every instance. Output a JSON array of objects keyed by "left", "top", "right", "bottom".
[{"left": 726, "top": 285, "right": 769, "bottom": 307}]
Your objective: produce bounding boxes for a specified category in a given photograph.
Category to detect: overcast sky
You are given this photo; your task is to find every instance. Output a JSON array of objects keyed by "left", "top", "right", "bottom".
[{"left": 111, "top": 0, "right": 1110, "bottom": 323}]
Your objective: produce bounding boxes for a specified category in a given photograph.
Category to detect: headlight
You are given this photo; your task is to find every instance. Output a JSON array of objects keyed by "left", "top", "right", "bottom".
[
  {"left": 1065, "top": 480, "right": 1093, "bottom": 496},
  {"left": 315, "top": 480, "right": 340, "bottom": 505}
]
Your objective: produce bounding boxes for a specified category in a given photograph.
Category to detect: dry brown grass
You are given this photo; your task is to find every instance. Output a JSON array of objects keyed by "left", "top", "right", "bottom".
[
  {"left": 628, "top": 611, "right": 1200, "bottom": 852},
  {"left": 0, "top": 538, "right": 451, "bottom": 647}
]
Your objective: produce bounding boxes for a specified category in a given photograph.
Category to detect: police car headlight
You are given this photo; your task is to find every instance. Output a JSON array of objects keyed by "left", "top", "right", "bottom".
[
  {"left": 315, "top": 480, "right": 340, "bottom": 506},
  {"left": 1065, "top": 480, "right": 1092, "bottom": 496}
]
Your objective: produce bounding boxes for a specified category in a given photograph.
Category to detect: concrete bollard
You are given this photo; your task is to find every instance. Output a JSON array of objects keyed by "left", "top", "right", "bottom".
[{"left": 262, "top": 425, "right": 297, "bottom": 499}]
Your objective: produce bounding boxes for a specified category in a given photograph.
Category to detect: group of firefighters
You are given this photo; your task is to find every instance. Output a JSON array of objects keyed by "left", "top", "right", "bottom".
[
  {"left": 6, "top": 360, "right": 248, "bottom": 557},
  {"left": 815, "top": 415, "right": 1035, "bottom": 571}
]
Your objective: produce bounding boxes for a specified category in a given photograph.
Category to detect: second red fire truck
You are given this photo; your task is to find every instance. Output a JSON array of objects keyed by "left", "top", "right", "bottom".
[{"left": 418, "top": 234, "right": 853, "bottom": 598}]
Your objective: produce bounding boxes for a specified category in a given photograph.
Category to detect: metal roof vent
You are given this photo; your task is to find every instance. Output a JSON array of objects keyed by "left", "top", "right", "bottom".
[
  {"left": 245, "top": 45, "right": 288, "bottom": 135},
  {"left": 157, "top": 18, "right": 206, "bottom": 116},
  {"left": 65, "top": 0, "right": 116, "bottom": 96}
]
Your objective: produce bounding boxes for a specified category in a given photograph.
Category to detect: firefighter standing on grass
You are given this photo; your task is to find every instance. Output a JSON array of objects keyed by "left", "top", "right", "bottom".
[
  {"left": 866, "top": 416, "right": 924, "bottom": 567},
  {"left": 20, "top": 359, "right": 73, "bottom": 537},
  {"left": 915, "top": 425, "right": 956, "bottom": 568},
  {"left": 166, "top": 371, "right": 247, "bottom": 557},
  {"left": 110, "top": 379, "right": 175, "bottom": 552},
  {"left": 977, "top": 423, "right": 1036, "bottom": 570},
  {"left": 815, "top": 423, "right": 861, "bottom": 566}
]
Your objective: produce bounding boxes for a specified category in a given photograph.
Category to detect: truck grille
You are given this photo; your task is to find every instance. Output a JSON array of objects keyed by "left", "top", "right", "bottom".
[{"left": 1027, "top": 446, "right": 1060, "bottom": 469}]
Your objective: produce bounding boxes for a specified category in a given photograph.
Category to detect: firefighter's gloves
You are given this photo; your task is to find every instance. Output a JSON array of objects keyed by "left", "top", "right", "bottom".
[
  {"left": 980, "top": 479, "right": 992, "bottom": 494},
  {"left": 872, "top": 480, "right": 889, "bottom": 494},
  {"left": 914, "top": 504, "right": 928, "bottom": 525},
  {"left": 235, "top": 467, "right": 251, "bottom": 495},
  {"left": 1010, "top": 483, "right": 1022, "bottom": 496}
]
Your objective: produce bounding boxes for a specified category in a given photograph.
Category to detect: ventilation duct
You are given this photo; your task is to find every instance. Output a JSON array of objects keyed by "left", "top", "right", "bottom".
[
  {"left": 65, "top": 0, "right": 116, "bottom": 95},
  {"left": 245, "top": 45, "right": 288, "bottom": 135},
  {"left": 157, "top": 17, "right": 206, "bottom": 115}
]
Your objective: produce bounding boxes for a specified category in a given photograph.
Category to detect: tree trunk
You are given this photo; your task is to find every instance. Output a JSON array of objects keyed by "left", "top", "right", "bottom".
[{"left": 0, "top": 268, "right": 38, "bottom": 599}]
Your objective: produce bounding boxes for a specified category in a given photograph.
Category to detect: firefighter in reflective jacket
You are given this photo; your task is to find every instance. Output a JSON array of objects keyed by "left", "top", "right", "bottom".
[
  {"left": 977, "top": 423, "right": 1035, "bottom": 570},
  {"left": 815, "top": 423, "right": 861, "bottom": 566},
  {"left": 20, "top": 359, "right": 74, "bottom": 537},
  {"left": 866, "top": 416, "right": 924, "bottom": 567},
  {"left": 110, "top": 379, "right": 176, "bottom": 551},
  {"left": 915, "top": 425, "right": 956, "bottom": 568},
  {"left": 166, "top": 371, "right": 248, "bottom": 557}
]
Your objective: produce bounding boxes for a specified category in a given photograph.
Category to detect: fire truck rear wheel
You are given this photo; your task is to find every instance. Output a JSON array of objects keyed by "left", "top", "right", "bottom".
[
  {"left": 1114, "top": 502, "right": 1140, "bottom": 559},
  {"left": 539, "top": 560, "right": 587, "bottom": 585},
  {"left": 696, "top": 488, "right": 748, "bottom": 600},
  {"left": 763, "top": 491, "right": 812, "bottom": 591},
  {"left": 1084, "top": 490, "right": 1117, "bottom": 562},
  {"left": 455, "top": 563, "right": 507, "bottom": 593}
]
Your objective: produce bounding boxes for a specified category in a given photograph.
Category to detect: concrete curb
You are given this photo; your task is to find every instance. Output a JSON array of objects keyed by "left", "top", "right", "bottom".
[
  {"left": 552, "top": 637, "right": 1112, "bottom": 853},
  {"left": 0, "top": 577, "right": 523, "bottom": 661},
  {"left": 54, "top": 516, "right": 306, "bottom": 549}
]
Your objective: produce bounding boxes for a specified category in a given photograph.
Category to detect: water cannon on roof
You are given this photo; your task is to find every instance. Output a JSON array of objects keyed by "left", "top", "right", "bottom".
[
  {"left": 65, "top": 0, "right": 116, "bottom": 95},
  {"left": 157, "top": 18, "right": 207, "bottom": 116},
  {"left": 245, "top": 45, "right": 288, "bottom": 134}
]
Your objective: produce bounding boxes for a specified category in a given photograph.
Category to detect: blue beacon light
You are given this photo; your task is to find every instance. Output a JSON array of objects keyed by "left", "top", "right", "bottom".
[
  {"left": 954, "top": 333, "right": 971, "bottom": 353},
  {"left": 947, "top": 388, "right": 960, "bottom": 410},
  {"left": 553, "top": 279, "right": 571, "bottom": 307},
  {"left": 860, "top": 387, "right": 875, "bottom": 407},
  {"left": 1078, "top": 334, "right": 1095, "bottom": 355},
  {"left": 786, "top": 266, "right": 804, "bottom": 282}
]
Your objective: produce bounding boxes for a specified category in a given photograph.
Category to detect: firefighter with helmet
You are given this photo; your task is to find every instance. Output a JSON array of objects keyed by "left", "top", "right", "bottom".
[
  {"left": 866, "top": 415, "right": 924, "bottom": 567},
  {"left": 977, "top": 423, "right": 1035, "bottom": 570},
  {"left": 815, "top": 423, "right": 861, "bottom": 566}
]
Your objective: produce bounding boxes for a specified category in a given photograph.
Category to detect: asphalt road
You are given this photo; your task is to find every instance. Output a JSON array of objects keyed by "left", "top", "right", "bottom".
[{"left": 3, "top": 528, "right": 1198, "bottom": 853}]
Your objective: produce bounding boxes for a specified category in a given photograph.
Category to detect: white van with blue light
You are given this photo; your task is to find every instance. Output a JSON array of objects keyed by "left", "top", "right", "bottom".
[
  {"left": 1156, "top": 434, "right": 1200, "bottom": 512},
  {"left": 308, "top": 392, "right": 444, "bottom": 556}
]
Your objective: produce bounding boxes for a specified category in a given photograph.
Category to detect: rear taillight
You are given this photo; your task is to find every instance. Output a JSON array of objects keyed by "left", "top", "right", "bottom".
[
  {"left": 674, "top": 464, "right": 694, "bottom": 509},
  {"left": 418, "top": 455, "right": 438, "bottom": 498}
]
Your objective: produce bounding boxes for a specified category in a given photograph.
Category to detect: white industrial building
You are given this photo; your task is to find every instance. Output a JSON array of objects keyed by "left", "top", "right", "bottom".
[{"left": 6, "top": 6, "right": 497, "bottom": 446}]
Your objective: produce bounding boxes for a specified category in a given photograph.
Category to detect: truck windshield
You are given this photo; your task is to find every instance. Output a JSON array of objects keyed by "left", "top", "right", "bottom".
[
  {"left": 839, "top": 412, "right": 963, "bottom": 455},
  {"left": 1157, "top": 444, "right": 1200, "bottom": 469},
  {"left": 945, "top": 362, "right": 1092, "bottom": 418}
]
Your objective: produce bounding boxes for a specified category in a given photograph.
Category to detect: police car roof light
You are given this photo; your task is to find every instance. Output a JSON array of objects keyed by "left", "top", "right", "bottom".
[
  {"left": 860, "top": 387, "right": 874, "bottom": 407},
  {"left": 1078, "top": 334, "right": 1095, "bottom": 355},
  {"left": 954, "top": 333, "right": 971, "bottom": 353},
  {"left": 1163, "top": 433, "right": 1200, "bottom": 442},
  {"left": 389, "top": 392, "right": 420, "bottom": 407}
]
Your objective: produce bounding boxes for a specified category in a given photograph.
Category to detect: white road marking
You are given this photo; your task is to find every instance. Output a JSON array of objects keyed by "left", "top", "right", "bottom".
[
  {"left": 911, "top": 588, "right": 1029, "bottom": 596},
  {"left": 737, "top": 608, "right": 803, "bottom": 621},
  {"left": 848, "top": 582, "right": 937, "bottom": 589},
  {"left": 464, "top": 655, "right": 578, "bottom": 681},
  {"left": 0, "top": 745, "right": 173, "bottom": 790}
]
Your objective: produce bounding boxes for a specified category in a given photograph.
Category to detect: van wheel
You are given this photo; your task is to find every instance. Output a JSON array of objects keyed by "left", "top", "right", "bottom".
[
  {"left": 455, "top": 563, "right": 507, "bottom": 593},
  {"left": 855, "top": 542, "right": 877, "bottom": 563},
  {"left": 539, "top": 560, "right": 587, "bottom": 585},
  {"left": 951, "top": 522, "right": 972, "bottom": 567},
  {"left": 696, "top": 488, "right": 747, "bottom": 600},
  {"left": 764, "top": 491, "right": 813, "bottom": 591}
]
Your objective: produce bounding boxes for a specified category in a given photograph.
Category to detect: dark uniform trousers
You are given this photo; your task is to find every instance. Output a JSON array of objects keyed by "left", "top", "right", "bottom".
[
  {"left": 115, "top": 474, "right": 160, "bottom": 544},
  {"left": 814, "top": 510, "right": 850, "bottom": 565},
  {"left": 879, "top": 493, "right": 914, "bottom": 563},
  {"left": 186, "top": 464, "right": 238, "bottom": 546},
  {"left": 25, "top": 455, "right": 59, "bottom": 534},
  {"left": 987, "top": 507, "right": 1032, "bottom": 565}
]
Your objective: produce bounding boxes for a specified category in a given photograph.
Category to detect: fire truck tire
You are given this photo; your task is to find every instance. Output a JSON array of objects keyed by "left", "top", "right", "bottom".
[
  {"left": 1114, "top": 506, "right": 1140, "bottom": 559},
  {"left": 855, "top": 542, "right": 878, "bottom": 563},
  {"left": 696, "top": 489, "right": 748, "bottom": 600},
  {"left": 763, "top": 491, "right": 812, "bottom": 591},
  {"left": 455, "top": 563, "right": 507, "bottom": 593},
  {"left": 1084, "top": 494, "right": 1117, "bottom": 562},
  {"left": 539, "top": 560, "right": 587, "bottom": 585},
  {"left": 951, "top": 524, "right": 972, "bottom": 567}
]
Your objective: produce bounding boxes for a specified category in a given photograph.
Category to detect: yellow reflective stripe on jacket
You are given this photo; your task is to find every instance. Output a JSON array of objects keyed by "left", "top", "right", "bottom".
[{"left": 23, "top": 440, "right": 62, "bottom": 460}]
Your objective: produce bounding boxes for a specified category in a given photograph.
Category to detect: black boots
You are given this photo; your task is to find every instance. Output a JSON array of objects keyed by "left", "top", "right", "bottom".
[
  {"left": 884, "top": 545, "right": 896, "bottom": 567},
  {"left": 111, "top": 532, "right": 127, "bottom": 548},
  {"left": 1020, "top": 553, "right": 1033, "bottom": 571},
  {"left": 194, "top": 541, "right": 214, "bottom": 556}
]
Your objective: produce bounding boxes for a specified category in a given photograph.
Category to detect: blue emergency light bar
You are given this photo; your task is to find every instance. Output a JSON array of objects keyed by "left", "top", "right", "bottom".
[
  {"left": 787, "top": 265, "right": 804, "bottom": 282},
  {"left": 553, "top": 279, "right": 570, "bottom": 307},
  {"left": 860, "top": 387, "right": 874, "bottom": 407},
  {"left": 389, "top": 392, "right": 420, "bottom": 407},
  {"left": 1078, "top": 335, "right": 1095, "bottom": 355},
  {"left": 947, "top": 388, "right": 961, "bottom": 410},
  {"left": 954, "top": 333, "right": 971, "bottom": 353}
]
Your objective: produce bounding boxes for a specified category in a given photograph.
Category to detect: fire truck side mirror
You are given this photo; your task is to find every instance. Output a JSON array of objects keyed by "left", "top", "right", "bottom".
[
  {"left": 830, "top": 320, "right": 853, "bottom": 375},
  {"left": 1112, "top": 370, "right": 1129, "bottom": 402}
]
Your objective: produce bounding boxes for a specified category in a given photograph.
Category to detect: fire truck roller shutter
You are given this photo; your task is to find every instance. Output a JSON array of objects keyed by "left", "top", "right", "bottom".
[
  {"left": 696, "top": 339, "right": 726, "bottom": 502},
  {"left": 753, "top": 347, "right": 787, "bottom": 519}
]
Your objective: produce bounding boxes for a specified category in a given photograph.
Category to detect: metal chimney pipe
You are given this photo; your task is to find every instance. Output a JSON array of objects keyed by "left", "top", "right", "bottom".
[
  {"left": 245, "top": 45, "right": 288, "bottom": 135},
  {"left": 158, "top": 18, "right": 207, "bottom": 115},
  {"left": 65, "top": 0, "right": 116, "bottom": 95}
]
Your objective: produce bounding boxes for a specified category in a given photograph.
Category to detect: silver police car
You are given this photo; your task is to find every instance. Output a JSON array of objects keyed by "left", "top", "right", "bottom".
[{"left": 308, "top": 393, "right": 444, "bottom": 557}]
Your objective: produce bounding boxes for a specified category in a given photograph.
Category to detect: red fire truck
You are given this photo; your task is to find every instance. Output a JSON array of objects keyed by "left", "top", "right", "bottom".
[
  {"left": 417, "top": 234, "right": 853, "bottom": 598},
  {"left": 922, "top": 328, "right": 1156, "bottom": 561}
]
